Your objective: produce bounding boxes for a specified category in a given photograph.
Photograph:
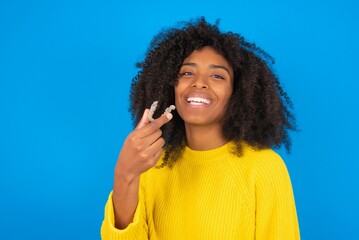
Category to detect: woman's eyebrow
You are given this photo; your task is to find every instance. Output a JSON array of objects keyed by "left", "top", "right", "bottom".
[
  {"left": 181, "top": 62, "right": 197, "bottom": 67},
  {"left": 209, "top": 64, "right": 230, "bottom": 75},
  {"left": 181, "top": 62, "right": 230, "bottom": 74}
]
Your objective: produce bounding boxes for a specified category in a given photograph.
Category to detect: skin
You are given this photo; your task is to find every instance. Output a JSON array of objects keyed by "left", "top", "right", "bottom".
[
  {"left": 175, "top": 46, "right": 234, "bottom": 150},
  {"left": 113, "top": 46, "right": 234, "bottom": 229}
]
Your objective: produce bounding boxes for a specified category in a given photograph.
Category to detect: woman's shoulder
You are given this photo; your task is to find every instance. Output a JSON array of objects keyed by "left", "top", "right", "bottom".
[
  {"left": 228, "top": 142, "right": 290, "bottom": 181},
  {"left": 242, "top": 144, "right": 285, "bottom": 166}
]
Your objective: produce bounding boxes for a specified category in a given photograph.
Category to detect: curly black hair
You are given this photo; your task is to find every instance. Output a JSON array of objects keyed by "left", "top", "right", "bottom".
[{"left": 129, "top": 17, "right": 296, "bottom": 167}]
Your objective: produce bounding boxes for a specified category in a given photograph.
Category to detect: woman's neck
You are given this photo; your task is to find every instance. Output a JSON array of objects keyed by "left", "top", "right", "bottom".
[{"left": 184, "top": 124, "right": 227, "bottom": 150}]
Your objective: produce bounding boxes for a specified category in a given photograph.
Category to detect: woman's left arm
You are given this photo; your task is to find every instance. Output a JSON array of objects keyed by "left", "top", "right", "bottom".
[{"left": 254, "top": 151, "right": 300, "bottom": 240}]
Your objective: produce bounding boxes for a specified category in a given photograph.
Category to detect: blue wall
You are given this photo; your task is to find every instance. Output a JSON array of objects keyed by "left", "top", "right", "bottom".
[{"left": 1, "top": 0, "right": 358, "bottom": 239}]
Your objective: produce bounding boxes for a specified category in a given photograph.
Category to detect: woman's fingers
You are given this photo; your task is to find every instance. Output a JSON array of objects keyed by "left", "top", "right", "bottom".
[
  {"left": 135, "top": 109, "right": 150, "bottom": 130},
  {"left": 142, "top": 137, "right": 165, "bottom": 167},
  {"left": 141, "top": 129, "right": 162, "bottom": 147},
  {"left": 136, "top": 113, "right": 173, "bottom": 138},
  {"left": 116, "top": 110, "right": 173, "bottom": 177}
]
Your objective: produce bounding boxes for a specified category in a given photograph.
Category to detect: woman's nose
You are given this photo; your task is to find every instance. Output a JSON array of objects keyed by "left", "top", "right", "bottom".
[{"left": 191, "top": 76, "right": 208, "bottom": 89}]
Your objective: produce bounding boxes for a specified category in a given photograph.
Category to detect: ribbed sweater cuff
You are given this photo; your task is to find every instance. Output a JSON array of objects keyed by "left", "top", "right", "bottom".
[{"left": 101, "top": 192, "right": 145, "bottom": 240}]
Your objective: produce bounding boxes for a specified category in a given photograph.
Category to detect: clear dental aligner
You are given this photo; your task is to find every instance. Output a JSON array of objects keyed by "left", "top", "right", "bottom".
[{"left": 148, "top": 101, "right": 176, "bottom": 122}]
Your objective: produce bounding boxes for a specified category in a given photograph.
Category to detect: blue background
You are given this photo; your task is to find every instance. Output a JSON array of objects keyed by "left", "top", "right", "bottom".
[{"left": 1, "top": 0, "right": 358, "bottom": 239}]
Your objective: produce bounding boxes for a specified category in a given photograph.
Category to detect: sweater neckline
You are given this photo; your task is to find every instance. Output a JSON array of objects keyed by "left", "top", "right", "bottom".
[{"left": 181, "top": 142, "right": 234, "bottom": 166}]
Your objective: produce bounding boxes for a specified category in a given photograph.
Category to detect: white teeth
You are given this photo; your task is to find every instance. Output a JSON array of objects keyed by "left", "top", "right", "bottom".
[{"left": 187, "top": 97, "right": 210, "bottom": 104}]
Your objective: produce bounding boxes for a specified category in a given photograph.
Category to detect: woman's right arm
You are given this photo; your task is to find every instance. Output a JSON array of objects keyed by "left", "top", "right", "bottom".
[
  {"left": 113, "top": 109, "right": 173, "bottom": 229},
  {"left": 101, "top": 109, "right": 173, "bottom": 239}
]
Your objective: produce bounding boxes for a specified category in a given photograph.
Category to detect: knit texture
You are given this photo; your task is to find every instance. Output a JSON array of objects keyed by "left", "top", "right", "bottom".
[{"left": 101, "top": 142, "right": 300, "bottom": 239}]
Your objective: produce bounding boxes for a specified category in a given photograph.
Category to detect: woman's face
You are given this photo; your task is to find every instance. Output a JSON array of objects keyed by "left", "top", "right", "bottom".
[{"left": 174, "top": 46, "right": 234, "bottom": 128}]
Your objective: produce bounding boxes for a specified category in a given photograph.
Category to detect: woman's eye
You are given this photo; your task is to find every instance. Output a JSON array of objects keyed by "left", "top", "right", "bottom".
[
  {"left": 212, "top": 74, "right": 225, "bottom": 80},
  {"left": 180, "top": 72, "right": 193, "bottom": 76}
]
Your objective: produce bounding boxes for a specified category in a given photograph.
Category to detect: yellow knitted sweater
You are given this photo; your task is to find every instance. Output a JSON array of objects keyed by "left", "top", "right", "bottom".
[{"left": 101, "top": 142, "right": 300, "bottom": 239}]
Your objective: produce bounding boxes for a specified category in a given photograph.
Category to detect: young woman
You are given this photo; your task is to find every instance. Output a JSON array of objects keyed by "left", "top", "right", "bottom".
[{"left": 101, "top": 17, "right": 300, "bottom": 239}]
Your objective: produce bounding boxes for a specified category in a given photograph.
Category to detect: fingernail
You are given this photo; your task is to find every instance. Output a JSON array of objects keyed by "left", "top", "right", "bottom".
[{"left": 166, "top": 113, "right": 173, "bottom": 120}]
